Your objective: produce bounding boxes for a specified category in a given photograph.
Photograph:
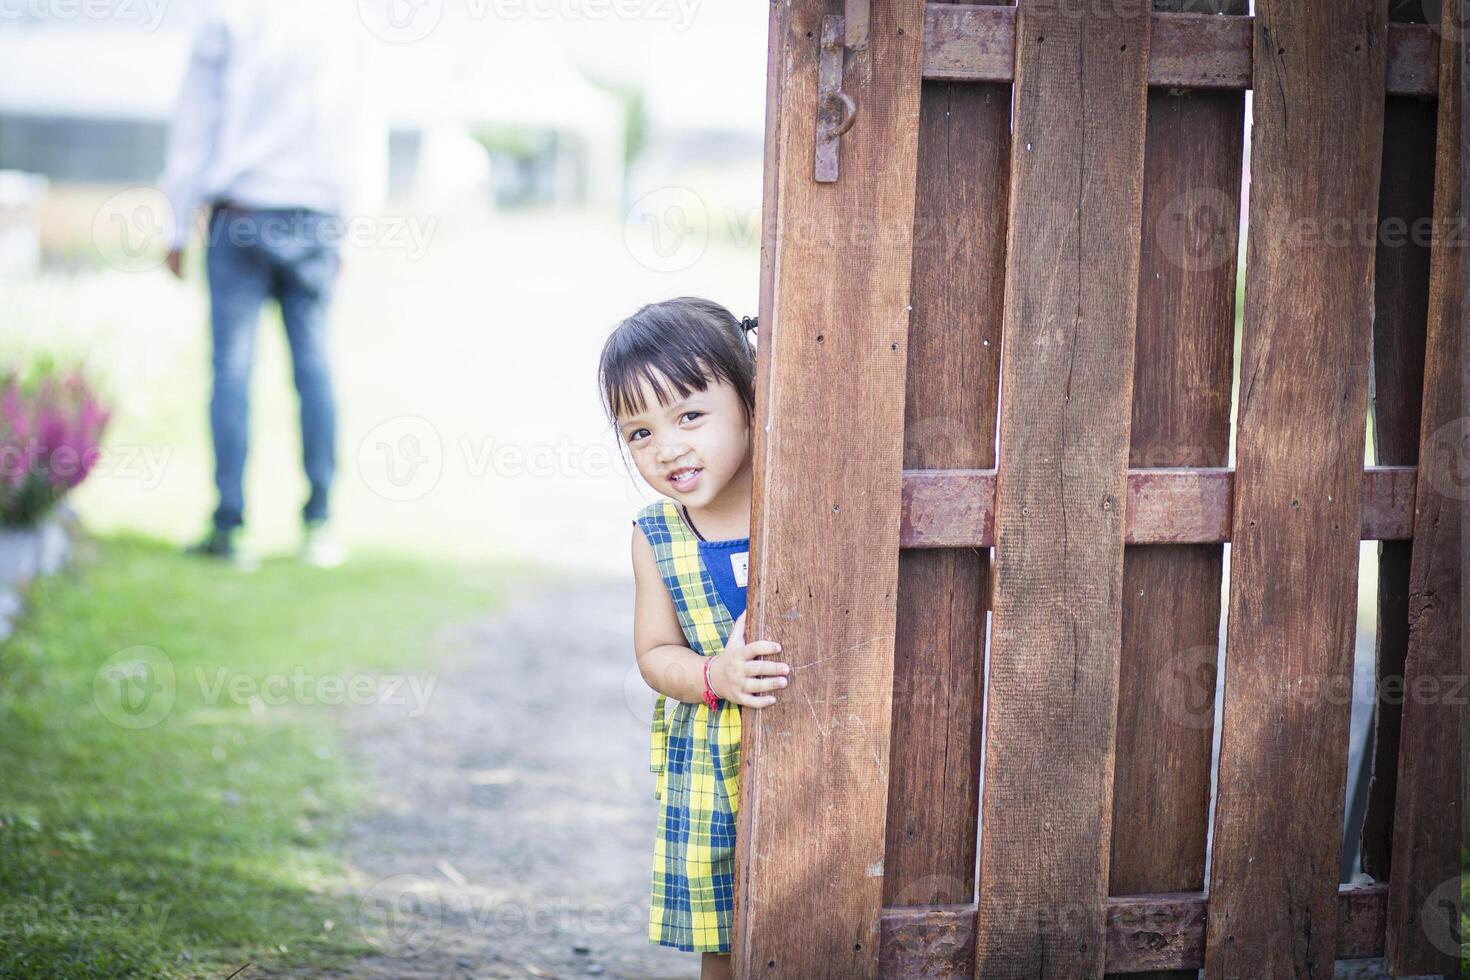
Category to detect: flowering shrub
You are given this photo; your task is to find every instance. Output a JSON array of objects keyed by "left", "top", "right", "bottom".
[{"left": 0, "top": 358, "right": 111, "bottom": 527}]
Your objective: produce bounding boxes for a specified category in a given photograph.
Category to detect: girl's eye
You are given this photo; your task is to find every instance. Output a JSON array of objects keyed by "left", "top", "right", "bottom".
[{"left": 625, "top": 413, "right": 698, "bottom": 442}]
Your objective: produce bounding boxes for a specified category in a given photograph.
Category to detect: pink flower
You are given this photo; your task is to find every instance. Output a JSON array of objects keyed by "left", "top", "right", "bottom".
[{"left": 0, "top": 360, "right": 112, "bottom": 525}]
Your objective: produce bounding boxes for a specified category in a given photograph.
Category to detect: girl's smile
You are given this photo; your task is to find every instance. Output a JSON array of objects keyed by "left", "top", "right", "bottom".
[{"left": 668, "top": 467, "right": 702, "bottom": 493}]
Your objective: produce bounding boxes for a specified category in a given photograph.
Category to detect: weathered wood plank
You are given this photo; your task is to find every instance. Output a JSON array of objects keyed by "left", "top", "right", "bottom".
[
  {"left": 876, "top": 882, "right": 1390, "bottom": 975},
  {"left": 1461, "top": 0, "right": 1470, "bottom": 877},
  {"left": 898, "top": 466, "right": 1417, "bottom": 547},
  {"left": 923, "top": 5, "right": 1437, "bottom": 96},
  {"left": 1202, "top": 1, "right": 1388, "bottom": 977},
  {"left": 736, "top": 0, "right": 927, "bottom": 975},
  {"left": 1106, "top": 6, "right": 1245, "bottom": 980},
  {"left": 973, "top": 0, "right": 1151, "bottom": 974},
  {"left": 1383, "top": 0, "right": 1463, "bottom": 970},
  {"left": 1356, "top": 0, "right": 1438, "bottom": 888},
  {"left": 885, "top": 0, "right": 1008, "bottom": 912}
]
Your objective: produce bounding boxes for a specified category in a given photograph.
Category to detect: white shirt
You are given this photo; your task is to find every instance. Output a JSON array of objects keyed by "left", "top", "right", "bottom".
[{"left": 156, "top": 0, "right": 389, "bottom": 250}]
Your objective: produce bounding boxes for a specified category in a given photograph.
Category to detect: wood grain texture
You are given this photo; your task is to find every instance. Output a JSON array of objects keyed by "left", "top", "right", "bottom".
[
  {"left": 1462, "top": 0, "right": 1470, "bottom": 874},
  {"left": 885, "top": 0, "right": 1009, "bottom": 913},
  {"left": 736, "top": 0, "right": 927, "bottom": 976},
  {"left": 1383, "top": 0, "right": 1463, "bottom": 970},
  {"left": 922, "top": 6, "right": 1438, "bottom": 96},
  {"left": 1106, "top": 7, "right": 1245, "bottom": 980},
  {"left": 1201, "top": 1, "right": 1388, "bottom": 977},
  {"left": 898, "top": 465, "right": 1416, "bottom": 547},
  {"left": 874, "top": 882, "right": 1390, "bottom": 975},
  {"left": 1357, "top": 2, "right": 1438, "bottom": 886},
  {"left": 973, "top": 0, "right": 1151, "bottom": 975}
]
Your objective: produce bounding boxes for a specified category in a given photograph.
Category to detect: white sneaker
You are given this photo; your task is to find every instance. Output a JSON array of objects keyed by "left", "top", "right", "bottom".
[{"left": 300, "top": 520, "right": 347, "bottom": 568}]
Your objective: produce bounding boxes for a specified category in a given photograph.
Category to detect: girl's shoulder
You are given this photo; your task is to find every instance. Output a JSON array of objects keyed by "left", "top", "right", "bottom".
[{"left": 631, "top": 497, "right": 680, "bottom": 532}]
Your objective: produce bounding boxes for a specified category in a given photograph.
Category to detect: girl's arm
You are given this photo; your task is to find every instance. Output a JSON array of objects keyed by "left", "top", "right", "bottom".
[
  {"left": 632, "top": 525, "right": 715, "bottom": 703},
  {"left": 632, "top": 526, "right": 788, "bottom": 707}
]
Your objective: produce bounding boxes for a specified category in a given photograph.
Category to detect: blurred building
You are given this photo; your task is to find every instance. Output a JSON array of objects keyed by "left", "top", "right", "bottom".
[{"left": 0, "top": 21, "right": 626, "bottom": 212}]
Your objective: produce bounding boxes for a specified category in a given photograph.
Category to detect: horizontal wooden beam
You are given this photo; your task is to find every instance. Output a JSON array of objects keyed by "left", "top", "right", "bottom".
[
  {"left": 899, "top": 465, "right": 1415, "bottom": 547},
  {"left": 923, "top": 6, "right": 1437, "bottom": 96},
  {"left": 879, "top": 882, "right": 1387, "bottom": 975}
]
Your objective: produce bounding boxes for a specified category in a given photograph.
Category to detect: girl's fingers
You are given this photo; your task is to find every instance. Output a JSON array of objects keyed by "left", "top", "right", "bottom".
[
  {"left": 746, "top": 659, "right": 790, "bottom": 676},
  {"left": 733, "top": 684, "right": 780, "bottom": 707},
  {"left": 734, "top": 640, "right": 782, "bottom": 659}
]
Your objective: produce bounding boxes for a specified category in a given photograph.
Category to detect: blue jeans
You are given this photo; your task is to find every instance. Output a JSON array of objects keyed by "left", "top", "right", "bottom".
[{"left": 205, "top": 205, "right": 341, "bottom": 531}]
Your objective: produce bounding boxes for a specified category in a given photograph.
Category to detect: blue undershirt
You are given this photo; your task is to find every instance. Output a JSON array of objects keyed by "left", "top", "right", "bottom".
[{"left": 698, "top": 537, "right": 750, "bottom": 622}]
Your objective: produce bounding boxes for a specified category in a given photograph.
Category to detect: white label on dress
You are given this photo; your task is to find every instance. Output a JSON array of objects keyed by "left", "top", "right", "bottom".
[{"left": 731, "top": 551, "right": 749, "bottom": 587}]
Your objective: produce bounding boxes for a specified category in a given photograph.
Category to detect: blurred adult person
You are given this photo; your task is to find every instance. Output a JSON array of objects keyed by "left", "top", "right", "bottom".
[{"left": 157, "top": 0, "right": 387, "bottom": 569}]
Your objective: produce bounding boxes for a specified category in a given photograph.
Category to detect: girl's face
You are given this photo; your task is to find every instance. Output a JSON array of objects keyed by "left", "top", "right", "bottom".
[{"left": 617, "top": 371, "right": 752, "bottom": 507}]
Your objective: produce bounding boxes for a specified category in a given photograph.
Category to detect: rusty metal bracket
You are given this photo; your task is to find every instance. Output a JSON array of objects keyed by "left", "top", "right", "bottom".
[
  {"left": 815, "top": 14, "right": 858, "bottom": 183},
  {"left": 844, "top": 0, "right": 870, "bottom": 49}
]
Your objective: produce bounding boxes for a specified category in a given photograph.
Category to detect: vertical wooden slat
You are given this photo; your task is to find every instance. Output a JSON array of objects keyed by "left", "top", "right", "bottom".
[
  {"left": 1383, "top": 0, "right": 1463, "bottom": 970},
  {"left": 1357, "top": 0, "right": 1438, "bottom": 883},
  {"left": 973, "top": 0, "right": 1151, "bottom": 975},
  {"left": 736, "top": 1, "right": 927, "bottom": 976},
  {"left": 1458, "top": 0, "right": 1470, "bottom": 887},
  {"left": 885, "top": 0, "right": 1009, "bottom": 911},
  {"left": 1105, "top": 5, "right": 1244, "bottom": 980},
  {"left": 1201, "top": 1, "right": 1389, "bottom": 977},
  {"left": 1462, "top": 0, "right": 1470, "bottom": 891}
]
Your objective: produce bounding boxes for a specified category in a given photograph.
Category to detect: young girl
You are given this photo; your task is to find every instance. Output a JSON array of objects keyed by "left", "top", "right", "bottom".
[{"left": 598, "top": 296, "right": 789, "bottom": 980}]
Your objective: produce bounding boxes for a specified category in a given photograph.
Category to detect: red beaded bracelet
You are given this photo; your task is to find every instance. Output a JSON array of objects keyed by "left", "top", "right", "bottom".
[{"left": 702, "top": 654, "right": 721, "bottom": 711}]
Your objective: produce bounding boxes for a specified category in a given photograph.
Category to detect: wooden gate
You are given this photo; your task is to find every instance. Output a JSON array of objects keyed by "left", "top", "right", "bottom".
[{"left": 736, "top": 1, "right": 1464, "bottom": 977}]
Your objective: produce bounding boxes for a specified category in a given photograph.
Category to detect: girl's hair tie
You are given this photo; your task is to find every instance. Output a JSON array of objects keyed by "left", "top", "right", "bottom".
[{"left": 740, "top": 315, "right": 759, "bottom": 336}]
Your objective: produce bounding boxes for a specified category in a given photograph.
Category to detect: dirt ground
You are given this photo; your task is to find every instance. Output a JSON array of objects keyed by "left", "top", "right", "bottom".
[{"left": 279, "top": 576, "right": 700, "bottom": 980}]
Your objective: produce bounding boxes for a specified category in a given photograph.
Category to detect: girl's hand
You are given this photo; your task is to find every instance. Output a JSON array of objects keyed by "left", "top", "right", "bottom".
[{"left": 710, "top": 610, "right": 789, "bottom": 708}]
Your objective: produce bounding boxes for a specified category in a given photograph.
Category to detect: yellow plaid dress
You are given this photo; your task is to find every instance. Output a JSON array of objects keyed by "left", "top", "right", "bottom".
[{"left": 632, "top": 499, "right": 743, "bottom": 953}]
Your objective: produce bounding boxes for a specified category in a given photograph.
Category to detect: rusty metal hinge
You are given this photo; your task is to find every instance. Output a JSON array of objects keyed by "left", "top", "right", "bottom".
[{"left": 815, "top": 6, "right": 867, "bottom": 184}]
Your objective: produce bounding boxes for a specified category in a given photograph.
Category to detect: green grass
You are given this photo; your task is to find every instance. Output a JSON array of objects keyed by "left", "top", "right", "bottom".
[
  {"left": 1462, "top": 848, "right": 1469, "bottom": 979},
  {"left": 0, "top": 533, "right": 550, "bottom": 978}
]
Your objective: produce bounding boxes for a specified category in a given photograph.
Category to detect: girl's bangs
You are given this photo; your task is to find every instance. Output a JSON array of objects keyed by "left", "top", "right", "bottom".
[{"left": 607, "top": 353, "right": 715, "bottom": 421}]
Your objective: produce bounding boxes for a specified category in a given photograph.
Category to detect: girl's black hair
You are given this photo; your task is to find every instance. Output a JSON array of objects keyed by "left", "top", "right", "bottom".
[{"left": 598, "top": 296, "right": 757, "bottom": 431}]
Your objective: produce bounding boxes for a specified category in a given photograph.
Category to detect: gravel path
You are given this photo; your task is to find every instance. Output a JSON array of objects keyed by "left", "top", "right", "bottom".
[{"left": 279, "top": 577, "right": 698, "bottom": 980}]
